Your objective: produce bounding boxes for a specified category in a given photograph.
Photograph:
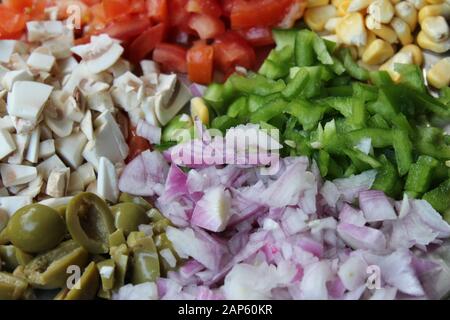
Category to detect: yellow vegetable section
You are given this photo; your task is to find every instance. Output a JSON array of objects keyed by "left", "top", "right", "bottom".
[{"left": 304, "top": 0, "right": 450, "bottom": 87}]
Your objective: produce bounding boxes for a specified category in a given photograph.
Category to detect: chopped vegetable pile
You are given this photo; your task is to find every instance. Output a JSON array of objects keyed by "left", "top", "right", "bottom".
[{"left": 199, "top": 28, "right": 450, "bottom": 214}]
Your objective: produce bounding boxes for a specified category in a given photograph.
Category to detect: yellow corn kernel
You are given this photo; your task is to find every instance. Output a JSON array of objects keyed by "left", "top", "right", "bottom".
[
  {"left": 305, "top": 5, "right": 338, "bottom": 31},
  {"left": 395, "top": 1, "right": 418, "bottom": 30},
  {"left": 421, "top": 16, "right": 449, "bottom": 42},
  {"left": 368, "top": 0, "right": 395, "bottom": 23},
  {"left": 322, "top": 34, "right": 342, "bottom": 44},
  {"left": 427, "top": 57, "right": 450, "bottom": 88},
  {"left": 332, "top": 0, "right": 345, "bottom": 7},
  {"left": 307, "top": 0, "right": 330, "bottom": 8},
  {"left": 380, "top": 51, "right": 414, "bottom": 81},
  {"left": 362, "top": 39, "right": 395, "bottom": 64},
  {"left": 367, "top": 21, "right": 399, "bottom": 43},
  {"left": 426, "top": 0, "right": 444, "bottom": 4},
  {"left": 357, "top": 30, "right": 377, "bottom": 57},
  {"left": 324, "top": 17, "right": 343, "bottom": 32},
  {"left": 407, "top": 0, "right": 427, "bottom": 10},
  {"left": 190, "top": 97, "right": 209, "bottom": 125},
  {"left": 417, "top": 30, "right": 450, "bottom": 52},
  {"left": 390, "top": 0, "right": 401, "bottom": 4},
  {"left": 390, "top": 17, "right": 414, "bottom": 45},
  {"left": 337, "top": 0, "right": 351, "bottom": 16},
  {"left": 399, "top": 44, "right": 423, "bottom": 65},
  {"left": 357, "top": 60, "right": 381, "bottom": 71},
  {"left": 336, "top": 12, "right": 367, "bottom": 45},
  {"left": 418, "top": 3, "right": 450, "bottom": 23},
  {"left": 347, "top": 0, "right": 372, "bottom": 12}
]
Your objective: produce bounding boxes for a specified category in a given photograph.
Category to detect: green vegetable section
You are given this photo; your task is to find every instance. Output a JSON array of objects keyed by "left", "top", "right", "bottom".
[{"left": 203, "top": 29, "right": 450, "bottom": 213}]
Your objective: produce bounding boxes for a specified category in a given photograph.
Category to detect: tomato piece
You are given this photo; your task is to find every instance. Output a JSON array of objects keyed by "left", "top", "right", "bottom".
[
  {"left": 103, "top": 0, "right": 131, "bottom": 21},
  {"left": 128, "top": 23, "right": 165, "bottom": 64},
  {"left": 221, "top": 0, "right": 234, "bottom": 16},
  {"left": 101, "top": 15, "right": 151, "bottom": 41},
  {"left": 127, "top": 135, "right": 152, "bottom": 163},
  {"left": 0, "top": 5, "right": 26, "bottom": 36},
  {"left": 213, "top": 31, "right": 255, "bottom": 72},
  {"left": 153, "top": 43, "right": 188, "bottom": 73},
  {"left": 230, "top": 0, "right": 293, "bottom": 29},
  {"left": 187, "top": 42, "right": 214, "bottom": 84},
  {"left": 186, "top": 0, "right": 222, "bottom": 17},
  {"left": 188, "top": 13, "right": 225, "bottom": 40},
  {"left": 168, "top": 0, "right": 190, "bottom": 29},
  {"left": 82, "top": 0, "right": 102, "bottom": 5},
  {"left": 277, "top": 0, "right": 306, "bottom": 28},
  {"left": 129, "top": 0, "right": 146, "bottom": 13},
  {"left": 3, "top": 0, "right": 33, "bottom": 12},
  {"left": 237, "top": 26, "right": 274, "bottom": 47},
  {"left": 146, "top": 0, "right": 168, "bottom": 23}
]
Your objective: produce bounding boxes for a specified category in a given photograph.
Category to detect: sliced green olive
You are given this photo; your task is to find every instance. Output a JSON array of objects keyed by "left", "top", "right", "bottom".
[
  {"left": 110, "top": 244, "right": 129, "bottom": 290},
  {"left": 111, "top": 203, "right": 150, "bottom": 236},
  {"left": 4, "top": 204, "right": 66, "bottom": 253},
  {"left": 0, "top": 245, "right": 19, "bottom": 272},
  {"left": 154, "top": 233, "right": 180, "bottom": 276},
  {"left": 0, "top": 272, "right": 30, "bottom": 300},
  {"left": 54, "top": 288, "right": 69, "bottom": 300},
  {"left": 119, "top": 193, "right": 153, "bottom": 210},
  {"left": 14, "top": 248, "right": 33, "bottom": 267},
  {"left": 109, "top": 229, "right": 126, "bottom": 248},
  {"left": 152, "top": 218, "right": 173, "bottom": 235},
  {"left": 147, "top": 208, "right": 166, "bottom": 222},
  {"left": 127, "top": 232, "right": 160, "bottom": 285},
  {"left": 97, "top": 259, "right": 115, "bottom": 291},
  {"left": 97, "top": 287, "right": 112, "bottom": 300},
  {"left": 0, "top": 209, "right": 8, "bottom": 233},
  {"left": 64, "top": 262, "right": 100, "bottom": 300},
  {"left": 66, "top": 193, "right": 115, "bottom": 254},
  {"left": 24, "top": 240, "right": 89, "bottom": 289}
]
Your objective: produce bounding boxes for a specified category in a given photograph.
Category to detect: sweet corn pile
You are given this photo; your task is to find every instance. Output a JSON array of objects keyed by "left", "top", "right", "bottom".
[{"left": 304, "top": 0, "right": 450, "bottom": 88}]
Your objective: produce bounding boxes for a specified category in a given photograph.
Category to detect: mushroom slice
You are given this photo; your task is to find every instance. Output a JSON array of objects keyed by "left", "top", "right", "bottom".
[
  {"left": 0, "top": 164, "right": 38, "bottom": 187},
  {"left": 155, "top": 81, "right": 192, "bottom": 126},
  {"left": 18, "top": 175, "right": 44, "bottom": 198},
  {"left": 156, "top": 74, "right": 177, "bottom": 106},
  {"left": 86, "top": 90, "right": 115, "bottom": 113},
  {"left": 67, "top": 171, "right": 84, "bottom": 194},
  {"left": 94, "top": 111, "right": 129, "bottom": 160},
  {"left": 45, "top": 115, "right": 74, "bottom": 138},
  {"left": 37, "top": 154, "right": 67, "bottom": 180},
  {"left": 0, "top": 129, "right": 16, "bottom": 161},
  {"left": 109, "top": 58, "right": 131, "bottom": 78},
  {"left": 71, "top": 34, "right": 124, "bottom": 74},
  {"left": 80, "top": 110, "right": 94, "bottom": 141},
  {"left": 76, "top": 163, "right": 96, "bottom": 187},
  {"left": 0, "top": 40, "right": 26, "bottom": 63},
  {"left": 27, "top": 21, "right": 65, "bottom": 42},
  {"left": 2, "top": 70, "right": 33, "bottom": 91},
  {"left": 140, "top": 60, "right": 160, "bottom": 76},
  {"left": 7, "top": 81, "right": 53, "bottom": 121},
  {"left": 27, "top": 51, "right": 56, "bottom": 72},
  {"left": 46, "top": 168, "right": 70, "bottom": 198},
  {"left": 42, "top": 27, "right": 74, "bottom": 59},
  {"left": 25, "top": 127, "right": 40, "bottom": 163},
  {"left": 55, "top": 131, "right": 88, "bottom": 169},
  {"left": 111, "top": 71, "right": 143, "bottom": 111},
  {"left": 39, "top": 139, "right": 56, "bottom": 159},
  {"left": 0, "top": 196, "right": 33, "bottom": 216},
  {"left": 11, "top": 116, "right": 38, "bottom": 135},
  {"left": 0, "top": 116, "right": 14, "bottom": 132},
  {"left": 58, "top": 56, "right": 79, "bottom": 75},
  {"left": 8, "top": 134, "right": 30, "bottom": 165},
  {"left": 141, "top": 96, "right": 160, "bottom": 127},
  {"left": 97, "top": 157, "right": 119, "bottom": 203}
]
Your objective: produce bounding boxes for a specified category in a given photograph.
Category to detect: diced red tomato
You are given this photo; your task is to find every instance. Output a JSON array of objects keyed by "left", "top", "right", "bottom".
[
  {"left": 81, "top": 0, "right": 102, "bottom": 5},
  {"left": 187, "top": 42, "right": 214, "bottom": 84},
  {"left": 127, "top": 135, "right": 152, "bottom": 163},
  {"left": 3, "top": 0, "right": 33, "bottom": 12},
  {"left": 230, "top": 0, "right": 293, "bottom": 29},
  {"left": 188, "top": 14, "right": 225, "bottom": 40},
  {"left": 186, "top": 0, "right": 222, "bottom": 17},
  {"left": 213, "top": 31, "right": 255, "bottom": 72},
  {"left": 237, "top": 27, "right": 274, "bottom": 47},
  {"left": 101, "top": 15, "right": 151, "bottom": 41},
  {"left": 0, "top": 5, "right": 26, "bottom": 37},
  {"left": 153, "top": 43, "right": 188, "bottom": 73},
  {"left": 146, "top": 0, "right": 168, "bottom": 23},
  {"left": 168, "top": 0, "right": 190, "bottom": 30},
  {"left": 128, "top": 22, "right": 165, "bottom": 64},
  {"left": 103, "top": 0, "right": 132, "bottom": 21},
  {"left": 221, "top": 0, "right": 234, "bottom": 16}
]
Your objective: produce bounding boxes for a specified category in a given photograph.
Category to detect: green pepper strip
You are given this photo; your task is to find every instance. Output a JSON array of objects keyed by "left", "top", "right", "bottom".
[
  {"left": 338, "top": 48, "right": 369, "bottom": 81},
  {"left": 423, "top": 179, "right": 450, "bottom": 213},
  {"left": 405, "top": 155, "right": 439, "bottom": 194}
]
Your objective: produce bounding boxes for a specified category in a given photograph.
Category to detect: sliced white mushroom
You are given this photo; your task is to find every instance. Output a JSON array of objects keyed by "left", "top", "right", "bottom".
[
  {"left": 156, "top": 74, "right": 177, "bottom": 107},
  {"left": 41, "top": 27, "right": 74, "bottom": 59},
  {"left": 44, "top": 114, "right": 74, "bottom": 138},
  {"left": 111, "top": 71, "right": 144, "bottom": 111},
  {"left": 27, "top": 51, "right": 56, "bottom": 72},
  {"left": 71, "top": 34, "right": 124, "bottom": 74},
  {"left": 0, "top": 188, "right": 8, "bottom": 197},
  {"left": 67, "top": 171, "right": 84, "bottom": 195},
  {"left": 0, "top": 164, "right": 38, "bottom": 187},
  {"left": 155, "top": 81, "right": 192, "bottom": 126},
  {"left": 39, "top": 139, "right": 55, "bottom": 159},
  {"left": 82, "top": 140, "right": 101, "bottom": 171},
  {"left": 0, "top": 196, "right": 33, "bottom": 216},
  {"left": 7, "top": 81, "right": 53, "bottom": 121},
  {"left": 11, "top": 116, "right": 38, "bottom": 135},
  {"left": 0, "top": 116, "right": 15, "bottom": 132},
  {"left": 46, "top": 167, "right": 70, "bottom": 198},
  {"left": 127, "top": 107, "right": 145, "bottom": 127},
  {"left": 0, "top": 40, "right": 26, "bottom": 64},
  {"left": 2, "top": 70, "right": 33, "bottom": 92},
  {"left": 39, "top": 196, "right": 73, "bottom": 208},
  {"left": 141, "top": 96, "right": 160, "bottom": 127},
  {"left": 8, "top": 134, "right": 30, "bottom": 165},
  {"left": 93, "top": 111, "right": 129, "bottom": 160},
  {"left": 17, "top": 175, "right": 43, "bottom": 198},
  {"left": 27, "top": 21, "right": 65, "bottom": 42},
  {"left": 86, "top": 90, "right": 115, "bottom": 113},
  {"left": 64, "top": 96, "right": 84, "bottom": 122},
  {"left": 109, "top": 58, "right": 131, "bottom": 78},
  {"left": 25, "top": 127, "right": 40, "bottom": 163},
  {"left": 80, "top": 110, "right": 94, "bottom": 141},
  {"left": 97, "top": 157, "right": 119, "bottom": 203},
  {"left": 7, "top": 184, "right": 26, "bottom": 195},
  {"left": 55, "top": 131, "right": 88, "bottom": 168},
  {"left": 140, "top": 60, "right": 160, "bottom": 76},
  {"left": 0, "top": 129, "right": 17, "bottom": 161},
  {"left": 76, "top": 162, "right": 96, "bottom": 187},
  {"left": 86, "top": 180, "right": 98, "bottom": 195},
  {"left": 58, "top": 56, "right": 79, "bottom": 75},
  {"left": 39, "top": 123, "right": 53, "bottom": 140},
  {"left": 36, "top": 154, "right": 66, "bottom": 180},
  {"left": 8, "top": 53, "right": 29, "bottom": 71}
]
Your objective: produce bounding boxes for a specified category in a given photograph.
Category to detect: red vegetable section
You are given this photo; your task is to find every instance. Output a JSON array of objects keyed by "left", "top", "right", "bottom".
[{"left": 2, "top": 0, "right": 306, "bottom": 83}]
